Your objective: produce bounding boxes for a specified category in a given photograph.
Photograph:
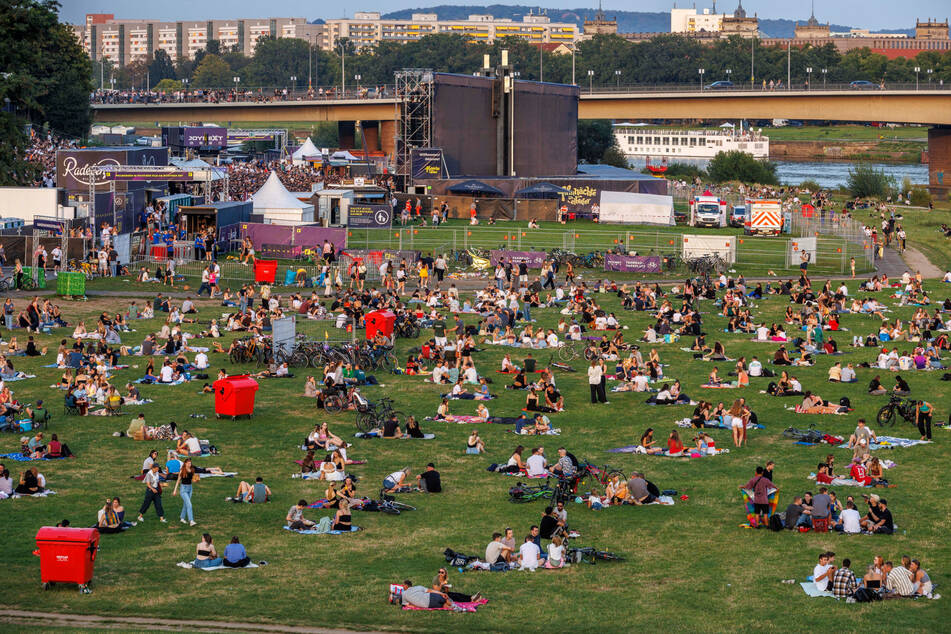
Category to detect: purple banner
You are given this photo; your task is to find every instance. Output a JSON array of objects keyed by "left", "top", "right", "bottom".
[
  {"left": 105, "top": 169, "right": 196, "bottom": 182},
  {"left": 240, "top": 223, "right": 346, "bottom": 253},
  {"left": 184, "top": 126, "right": 227, "bottom": 149},
  {"left": 489, "top": 250, "right": 547, "bottom": 268},
  {"left": 604, "top": 254, "right": 662, "bottom": 273}
]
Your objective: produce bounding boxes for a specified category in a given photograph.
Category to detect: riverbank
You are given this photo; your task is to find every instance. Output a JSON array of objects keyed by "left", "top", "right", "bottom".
[{"left": 769, "top": 139, "right": 925, "bottom": 164}]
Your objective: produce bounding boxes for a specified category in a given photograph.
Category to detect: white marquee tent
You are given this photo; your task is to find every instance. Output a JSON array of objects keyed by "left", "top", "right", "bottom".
[
  {"left": 598, "top": 191, "right": 675, "bottom": 226},
  {"left": 252, "top": 170, "right": 314, "bottom": 225},
  {"left": 291, "top": 137, "right": 320, "bottom": 164}
]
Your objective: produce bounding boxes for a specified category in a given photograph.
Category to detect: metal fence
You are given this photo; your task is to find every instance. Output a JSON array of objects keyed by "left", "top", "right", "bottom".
[{"left": 128, "top": 255, "right": 344, "bottom": 290}]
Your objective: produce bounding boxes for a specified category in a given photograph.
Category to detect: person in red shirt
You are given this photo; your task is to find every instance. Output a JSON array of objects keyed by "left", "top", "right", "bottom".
[
  {"left": 849, "top": 458, "right": 872, "bottom": 486},
  {"left": 666, "top": 431, "right": 684, "bottom": 457},
  {"left": 816, "top": 463, "right": 834, "bottom": 484}
]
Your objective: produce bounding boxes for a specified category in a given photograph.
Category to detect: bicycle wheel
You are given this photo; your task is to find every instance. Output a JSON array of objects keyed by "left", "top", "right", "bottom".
[
  {"left": 388, "top": 411, "right": 406, "bottom": 423},
  {"left": 379, "top": 504, "right": 401, "bottom": 515},
  {"left": 583, "top": 347, "right": 599, "bottom": 361},
  {"left": 229, "top": 348, "right": 244, "bottom": 365},
  {"left": 575, "top": 473, "right": 595, "bottom": 496},
  {"left": 324, "top": 395, "right": 344, "bottom": 414},
  {"left": 407, "top": 323, "right": 421, "bottom": 338},
  {"left": 876, "top": 405, "right": 896, "bottom": 427},
  {"left": 390, "top": 501, "right": 416, "bottom": 511},
  {"left": 290, "top": 351, "right": 309, "bottom": 368},
  {"left": 595, "top": 551, "right": 625, "bottom": 562},
  {"left": 607, "top": 469, "right": 626, "bottom": 484},
  {"left": 356, "top": 412, "right": 377, "bottom": 432},
  {"left": 378, "top": 352, "right": 397, "bottom": 371},
  {"left": 557, "top": 345, "right": 575, "bottom": 362}
]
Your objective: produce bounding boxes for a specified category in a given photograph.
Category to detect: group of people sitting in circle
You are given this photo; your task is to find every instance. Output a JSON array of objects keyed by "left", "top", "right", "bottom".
[{"left": 812, "top": 552, "right": 935, "bottom": 600}]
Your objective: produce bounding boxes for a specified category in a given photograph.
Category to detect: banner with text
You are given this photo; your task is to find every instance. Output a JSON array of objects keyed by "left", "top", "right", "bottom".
[
  {"left": 411, "top": 148, "right": 445, "bottom": 180},
  {"left": 347, "top": 204, "right": 392, "bottom": 228},
  {"left": 604, "top": 254, "right": 662, "bottom": 273},
  {"left": 489, "top": 250, "right": 547, "bottom": 268}
]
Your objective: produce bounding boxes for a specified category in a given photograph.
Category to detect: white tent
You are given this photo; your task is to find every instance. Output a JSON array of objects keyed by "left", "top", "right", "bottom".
[
  {"left": 252, "top": 171, "right": 314, "bottom": 225},
  {"left": 598, "top": 191, "right": 675, "bottom": 226},
  {"left": 291, "top": 137, "right": 320, "bottom": 163}
]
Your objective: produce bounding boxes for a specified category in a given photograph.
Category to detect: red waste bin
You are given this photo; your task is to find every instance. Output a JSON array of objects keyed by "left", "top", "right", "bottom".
[
  {"left": 365, "top": 309, "right": 396, "bottom": 340},
  {"left": 35, "top": 526, "right": 100, "bottom": 592},
  {"left": 254, "top": 259, "right": 278, "bottom": 283},
  {"left": 213, "top": 375, "right": 259, "bottom": 420}
]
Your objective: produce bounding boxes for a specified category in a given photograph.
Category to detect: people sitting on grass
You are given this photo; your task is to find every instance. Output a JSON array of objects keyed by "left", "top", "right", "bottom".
[
  {"left": 637, "top": 428, "right": 664, "bottom": 455},
  {"left": 286, "top": 499, "right": 316, "bottom": 531},
  {"left": 383, "top": 467, "right": 410, "bottom": 493},
  {"left": 14, "top": 466, "right": 44, "bottom": 495},
  {"left": 191, "top": 533, "right": 223, "bottom": 568},
  {"left": 96, "top": 497, "right": 134, "bottom": 533},
  {"left": 860, "top": 497, "right": 895, "bottom": 534},
  {"left": 228, "top": 477, "right": 271, "bottom": 503},
  {"left": 222, "top": 535, "right": 254, "bottom": 568}
]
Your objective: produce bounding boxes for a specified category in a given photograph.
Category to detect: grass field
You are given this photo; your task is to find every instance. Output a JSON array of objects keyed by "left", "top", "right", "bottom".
[{"left": 0, "top": 267, "right": 949, "bottom": 632}]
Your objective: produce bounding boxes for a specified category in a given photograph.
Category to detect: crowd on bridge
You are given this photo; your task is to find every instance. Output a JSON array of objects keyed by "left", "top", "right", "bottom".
[{"left": 89, "top": 85, "right": 392, "bottom": 106}]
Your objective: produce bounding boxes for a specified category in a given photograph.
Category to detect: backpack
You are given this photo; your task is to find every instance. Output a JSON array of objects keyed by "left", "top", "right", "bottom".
[
  {"left": 853, "top": 587, "right": 882, "bottom": 603},
  {"left": 766, "top": 382, "right": 778, "bottom": 395},
  {"left": 489, "top": 561, "right": 509, "bottom": 572},
  {"left": 839, "top": 397, "right": 851, "bottom": 409},
  {"left": 769, "top": 514, "right": 784, "bottom": 532}
]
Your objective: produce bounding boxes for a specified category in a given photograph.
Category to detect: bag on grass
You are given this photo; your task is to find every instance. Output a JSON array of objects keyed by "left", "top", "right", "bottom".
[
  {"left": 769, "top": 514, "right": 784, "bottom": 532},
  {"left": 853, "top": 587, "right": 882, "bottom": 603}
]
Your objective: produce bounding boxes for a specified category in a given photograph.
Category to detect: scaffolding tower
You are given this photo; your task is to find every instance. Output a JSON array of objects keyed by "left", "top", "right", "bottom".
[{"left": 394, "top": 69, "right": 434, "bottom": 179}]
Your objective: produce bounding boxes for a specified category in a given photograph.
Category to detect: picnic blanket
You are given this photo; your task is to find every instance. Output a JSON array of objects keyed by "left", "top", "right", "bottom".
[
  {"left": 177, "top": 562, "right": 260, "bottom": 570},
  {"left": 836, "top": 436, "right": 932, "bottom": 451},
  {"left": 402, "top": 598, "right": 489, "bottom": 612},
  {"left": 700, "top": 383, "right": 741, "bottom": 389},
  {"left": 354, "top": 432, "right": 435, "bottom": 440},
  {"left": 800, "top": 581, "right": 834, "bottom": 598},
  {"left": 283, "top": 525, "right": 361, "bottom": 535},
  {"left": 606, "top": 446, "right": 727, "bottom": 457},
  {"left": 136, "top": 377, "right": 187, "bottom": 385},
  {"left": 429, "top": 415, "right": 488, "bottom": 424},
  {"left": 10, "top": 490, "right": 57, "bottom": 498},
  {"left": 807, "top": 474, "right": 870, "bottom": 487},
  {"left": 0, "top": 452, "right": 68, "bottom": 462},
  {"left": 509, "top": 428, "right": 561, "bottom": 436},
  {"left": 2, "top": 374, "right": 37, "bottom": 381}
]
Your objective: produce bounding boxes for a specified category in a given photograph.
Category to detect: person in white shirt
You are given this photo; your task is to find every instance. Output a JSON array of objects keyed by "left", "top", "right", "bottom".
[
  {"left": 159, "top": 363, "right": 175, "bottom": 383},
  {"left": 184, "top": 434, "right": 202, "bottom": 455},
  {"left": 525, "top": 448, "right": 547, "bottom": 476},
  {"left": 194, "top": 352, "right": 209, "bottom": 369},
  {"left": 789, "top": 378, "right": 802, "bottom": 393},
  {"left": 840, "top": 364, "right": 856, "bottom": 383},
  {"left": 463, "top": 365, "right": 479, "bottom": 384},
  {"left": 546, "top": 331, "right": 559, "bottom": 348},
  {"left": 587, "top": 360, "right": 606, "bottom": 404},
  {"left": 943, "top": 271, "right": 951, "bottom": 283},
  {"left": 749, "top": 357, "right": 763, "bottom": 377},
  {"left": 836, "top": 500, "right": 862, "bottom": 534},
  {"left": 813, "top": 553, "right": 836, "bottom": 593},
  {"left": 756, "top": 325, "right": 769, "bottom": 341},
  {"left": 632, "top": 372, "right": 649, "bottom": 392},
  {"left": 518, "top": 536, "right": 541, "bottom": 571}
]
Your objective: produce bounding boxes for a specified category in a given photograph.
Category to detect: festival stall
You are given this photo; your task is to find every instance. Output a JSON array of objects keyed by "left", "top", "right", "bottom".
[{"left": 252, "top": 171, "right": 315, "bottom": 225}]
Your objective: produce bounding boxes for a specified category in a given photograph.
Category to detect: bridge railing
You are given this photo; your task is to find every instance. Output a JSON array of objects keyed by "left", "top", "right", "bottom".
[
  {"left": 90, "top": 84, "right": 398, "bottom": 106},
  {"left": 584, "top": 81, "right": 951, "bottom": 94}
]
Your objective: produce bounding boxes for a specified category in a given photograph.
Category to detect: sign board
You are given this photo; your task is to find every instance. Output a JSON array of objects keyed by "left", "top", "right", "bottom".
[
  {"left": 411, "top": 148, "right": 445, "bottom": 180},
  {"left": 271, "top": 316, "right": 296, "bottom": 358},
  {"left": 604, "top": 254, "right": 662, "bottom": 273},
  {"left": 228, "top": 131, "right": 275, "bottom": 142},
  {"left": 102, "top": 169, "right": 196, "bottom": 182},
  {"left": 681, "top": 235, "right": 736, "bottom": 264},
  {"left": 347, "top": 204, "right": 392, "bottom": 228},
  {"left": 489, "top": 250, "right": 547, "bottom": 268},
  {"left": 32, "top": 218, "right": 66, "bottom": 232},
  {"left": 354, "top": 177, "right": 366, "bottom": 187}
]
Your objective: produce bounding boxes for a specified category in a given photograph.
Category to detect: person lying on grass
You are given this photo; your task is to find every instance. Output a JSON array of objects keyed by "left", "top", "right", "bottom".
[{"left": 228, "top": 477, "right": 271, "bottom": 503}]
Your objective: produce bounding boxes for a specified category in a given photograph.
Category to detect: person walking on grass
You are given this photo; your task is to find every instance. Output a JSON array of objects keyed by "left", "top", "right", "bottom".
[
  {"left": 172, "top": 457, "right": 199, "bottom": 526},
  {"left": 138, "top": 462, "right": 166, "bottom": 523}
]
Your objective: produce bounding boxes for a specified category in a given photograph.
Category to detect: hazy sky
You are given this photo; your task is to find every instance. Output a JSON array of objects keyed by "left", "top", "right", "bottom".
[{"left": 59, "top": 1, "right": 949, "bottom": 31}]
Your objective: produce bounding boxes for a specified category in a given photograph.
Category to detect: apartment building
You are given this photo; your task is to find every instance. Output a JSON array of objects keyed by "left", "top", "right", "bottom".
[
  {"left": 322, "top": 12, "right": 579, "bottom": 50},
  {"left": 73, "top": 15, "right": 325, "bottom": 64}
]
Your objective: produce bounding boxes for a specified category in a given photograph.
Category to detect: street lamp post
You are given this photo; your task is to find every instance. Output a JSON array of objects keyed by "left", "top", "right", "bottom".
[
  {"left": 339, "top": 42, "right": 346, "bottom": 96},
  {"left": 725, "top": 68, "right": 732, "bottom": 86},
  {"left": 821, "top": 68, "right": 827, "bottom": 89},
  {"left": 571, "top": 43, "right": 576, "bottom": 86},
  {"left": 587, "top": 69, "right": 594, "bottom": 94},
  {"left": 806, "top": 66, "right": 812, "bottom": 91},
  {"left": 233, "top": 76, "right": 240, "bottom": 93},
  {"left": 928, "top": 68, "right": 934, "bottom": 86},
  {"left": 290, "top": 75, "right": 297, "bottom": 94},
  {"left": 914, "top": 66, "right": 920, "bottom": 91},
  {"left": 614, "top": 69, "right": 621, "bottom": 88},
  {"left": 181, "top": 78, "right": 189, "bottom": 100},
  {"left": 698, "top": 68, "right": 705, "bottom": 92},
  {"left": 354, "top": 74, "right": 361, "bottom": 92},
  {"left": 308, "top": 35, "right": 313, "bottom": 89},
  {"left": 110, "top": 75, "right": 116, "bottom": 91}
]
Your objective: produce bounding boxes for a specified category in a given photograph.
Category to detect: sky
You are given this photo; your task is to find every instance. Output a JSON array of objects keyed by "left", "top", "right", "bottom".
[{"left": 58, "top": 1, "right": 950, "bottom": 31}]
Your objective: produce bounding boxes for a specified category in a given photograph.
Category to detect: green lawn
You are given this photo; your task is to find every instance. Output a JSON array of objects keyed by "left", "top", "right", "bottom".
[{"left": 0, "top": 272, "right": 948, "bottom": 631}]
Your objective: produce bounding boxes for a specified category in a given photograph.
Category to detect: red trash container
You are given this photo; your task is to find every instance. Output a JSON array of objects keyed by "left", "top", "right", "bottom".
[
  {"left": 35, "top": 526, "right": 100, "bottom": 592},
  {"left": 365, "top": 309, "right": 396, "bottom": 340},
  {"left": 213, "top": 375, "right": 259, "bottom": 420},
  {"left": 254, "top": 259, "right": 278, "bottom": 283}
]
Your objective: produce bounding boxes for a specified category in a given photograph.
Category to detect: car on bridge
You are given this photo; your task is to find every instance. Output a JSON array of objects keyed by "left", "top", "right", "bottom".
[
  {"left": 849, "top": 80, "right": 880, "bottom": 90},
  {"left": 705, "top": 80, "right": 734, "bottom": 90}
]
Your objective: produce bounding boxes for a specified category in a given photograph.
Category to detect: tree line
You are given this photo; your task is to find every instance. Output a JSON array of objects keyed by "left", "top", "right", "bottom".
[{"left": 101, "top": 32, "right": 951, "bottom": 91}]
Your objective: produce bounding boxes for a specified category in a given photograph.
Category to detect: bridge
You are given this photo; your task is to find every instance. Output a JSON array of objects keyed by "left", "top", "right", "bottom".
[{"left": 92, "top": 88, "right": 951, "bottom": 193}]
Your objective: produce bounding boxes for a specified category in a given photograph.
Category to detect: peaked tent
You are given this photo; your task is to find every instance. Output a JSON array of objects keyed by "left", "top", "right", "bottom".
[
  {"left": 291, "top": 137, "right": 320, "bottom": 163},
  {"left": 252, "top": 170, "right": 315, "bottom": 226},
  {"left": 447, "top": 180, "right": 504, "bottom": 196},
  {"left": 513, "top": 182, "right": 570, "bottom": 199}
]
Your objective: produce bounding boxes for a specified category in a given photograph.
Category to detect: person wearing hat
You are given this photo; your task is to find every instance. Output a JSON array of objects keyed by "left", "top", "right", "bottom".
[{"left": 848, "top": 418, "right": 876, "bottom": 462}]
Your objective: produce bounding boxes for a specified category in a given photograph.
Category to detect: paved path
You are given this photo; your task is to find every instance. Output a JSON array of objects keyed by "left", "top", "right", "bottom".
[
  {"left": 0, "top": 609, "right": 383, "bottom": 634},
  {"left": 900, "top": 246, "right": 944, "bottom": 278}
]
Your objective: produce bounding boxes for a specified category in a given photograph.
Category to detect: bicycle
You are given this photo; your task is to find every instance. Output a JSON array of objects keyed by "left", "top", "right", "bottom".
[
  {"left": 565, "top": 546, "right": 626, "bottom": 565},
  {"left": 876, "top": 395, "right": 918, "bottom": 427},
  {"left": 355, "top": 396, "right": 405, "bottom": 432},
  {"left": 573, "top": 461, "right": 626, "bottom": 496},
  {"left": 376, "top": 490, "right": 417, "bottom": 515},
  {"left": 782, "top": 425, "right": 824, "bottom": 443},
  {"left": 508, "top": 480, "right": 555, "bottom": 504},
  {"left": 557, "top": 339, "right": 583, "bottom": 362}
]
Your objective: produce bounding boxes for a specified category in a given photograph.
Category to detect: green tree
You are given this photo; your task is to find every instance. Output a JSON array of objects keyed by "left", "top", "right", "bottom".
[
  {"left": 847, "top": 163, "right": 894, "bottom": 198},
  {"left": 191, "top": 54, "right": 233, "bottom": 89},
  {"left": 706, "top": 150, "right": 778, "bottom": 185},
  {"left": 244, "top": 36, "right": 310, "bottom": 87},
  {"left": 33, "top": 16, "right": 93, "bottom": 138},
  {"left": 601, "top": 145, "right": 629, "bottom": 168},
  {"left": 577, "top": 120, "right": 615, "bottom": 164},
  {"left": 148, "top": 50, "right": 176, "bottom": 85},
  {"left": 153, "top": 78, "right": 183, "bottom": 93}
]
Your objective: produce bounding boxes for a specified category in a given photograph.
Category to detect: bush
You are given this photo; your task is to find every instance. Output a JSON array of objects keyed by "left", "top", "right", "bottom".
[
  {"left": 908, "top": 186, "right": 932, "bottom": 207},
  {"left": 705, "top": 150, "right": 778, "bottom": 185},
  {"left": 601, "top": 145, "right": 629, "bottom": 169},
  {"left": 847, "top": 163, "right": 895, "bottom": 198},
  {"left": 661, "top": 162, "right": 704, "bottom": 182},
  {"left": 798, "top": 179, "right": 822, "bottom": 193}
]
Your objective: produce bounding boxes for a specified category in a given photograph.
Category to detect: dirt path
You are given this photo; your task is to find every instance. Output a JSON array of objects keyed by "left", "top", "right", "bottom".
[
  {"left": 0, "top": 609, "right": 386, "bottom": 634},
  {"left": 901, "top": 246, "right": 944, "bottom": 279}
]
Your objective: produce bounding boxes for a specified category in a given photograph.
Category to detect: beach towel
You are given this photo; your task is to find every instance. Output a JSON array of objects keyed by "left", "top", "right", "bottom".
[
  {"left": 836, "top": 436, "right": 932, "bottom": 451},
  {"left": 700, "top": 383, "right": 740, "bottom": 389},
  {"left": 199, "top": 471, "right": 236, "bottom": 478},
  {"left": 283, "top": 525, "right": 361, "bottom": 535},
  {"left": 177, "top": 561, "right": 261, "bottom": 570},
  {"left": 807, "top": 474, "right": 869, "bottom": 487},
  {"left": 509, "top": 428, "right": 561, "bottom": 436},
  {"left": 2, "top": 374, "right": 37, "bottom": 381},
  {"left": 354, "top": 432, "right": 435, "bottom": 440},
  {"left": 402, "top": 598, "right": 489, "bottom": 612},
  {"left": 10, "top": 490, "right": 56, "bottom": 498},
  {"left": 136, "top": 377, "right": 187, "bottom": 385},
  {"left": 432, "top": 415, "right": 488, "bottom": 424},
  {"left": 0, "top": 452, "right": 68, "bottom": 462}
]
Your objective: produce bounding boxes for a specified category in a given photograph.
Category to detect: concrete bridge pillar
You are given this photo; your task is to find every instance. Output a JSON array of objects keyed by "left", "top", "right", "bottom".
[
  {"left": 380, "top": 120, "right": 397, "bottom": 161},
  {"left": 928, "top": 127, "right": 951, "bottom": 199},
  {"left": 361, "top": 120, "right": 380, "bottom": 152},
  {"left": 338, "top": 121, "right": 356, "bottom": 149}
]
